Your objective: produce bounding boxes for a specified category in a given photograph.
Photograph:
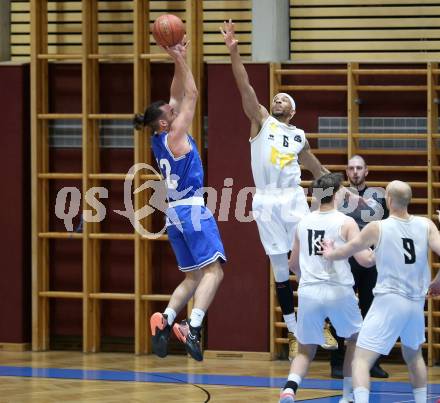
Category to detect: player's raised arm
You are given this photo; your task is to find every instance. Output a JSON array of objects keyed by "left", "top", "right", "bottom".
[
  {"left": 168, "top": 37, "right": 189, "bottom": 113},
  {"left": 166, "top": 45, "right": 198, "bottom": 156},
  {"left": 221, "top": 19, "right": 268, "bottom": 129}
]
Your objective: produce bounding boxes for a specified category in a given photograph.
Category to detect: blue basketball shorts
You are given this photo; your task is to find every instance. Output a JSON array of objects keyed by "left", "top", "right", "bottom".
[{"left": 166, "top": 205, "right": 226, "bottom": 272}]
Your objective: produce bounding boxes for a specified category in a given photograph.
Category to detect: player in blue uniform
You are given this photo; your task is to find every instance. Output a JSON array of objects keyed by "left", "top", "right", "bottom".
[{"left": 134, "top": 41, "right": 226, "bottom": 361}]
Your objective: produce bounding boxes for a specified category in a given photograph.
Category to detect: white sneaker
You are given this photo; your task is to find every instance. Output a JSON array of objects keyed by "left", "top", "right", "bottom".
[{"left": 338, "top": 396, "right": 354, "bottom": 403}]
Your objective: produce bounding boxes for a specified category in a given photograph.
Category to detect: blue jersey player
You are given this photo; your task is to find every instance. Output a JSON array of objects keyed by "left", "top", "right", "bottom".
[{"left": 134, "top": 41, "right": 225, "bottom": 361}]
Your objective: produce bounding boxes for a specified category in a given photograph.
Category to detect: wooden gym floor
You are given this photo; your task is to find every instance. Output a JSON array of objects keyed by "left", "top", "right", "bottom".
[{"left": 0, "top": 351, "right": 439, "bottom": 402}]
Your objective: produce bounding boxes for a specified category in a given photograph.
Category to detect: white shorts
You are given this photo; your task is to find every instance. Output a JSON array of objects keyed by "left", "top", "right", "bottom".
[
  {"left": 252, "top": 187, "right": 309, "bottom": 255},
  {"left": 357, "top": 293, "right": 426, "bottom": 355},
  {"left": 296, "top": 284, "right": 363, "bottom": 345}
]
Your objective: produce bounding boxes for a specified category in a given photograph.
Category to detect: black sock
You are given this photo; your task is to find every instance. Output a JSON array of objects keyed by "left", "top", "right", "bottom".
[
  {"left": 283, "top": 380, "right": 298, "bottom": 393},
  {"left": 275, "top": 280, "right": 295, "bottom": 315}
]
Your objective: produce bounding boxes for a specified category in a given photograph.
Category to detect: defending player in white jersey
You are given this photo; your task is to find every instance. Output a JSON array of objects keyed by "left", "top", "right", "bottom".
[
  {"left": 323, "top": 180, "right": 440, "bottom": 403},
  {"left": 279, "top": 173, "right": 375, "bottom": 403},
  {"left": 221, "top": 19, "right": 336, "bottom": 359}
]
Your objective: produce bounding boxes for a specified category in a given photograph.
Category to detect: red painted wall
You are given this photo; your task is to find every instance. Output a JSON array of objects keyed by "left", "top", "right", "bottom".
[
  {"left": 205, "top": 64, "right": 270, "bottom": 351},
  {"left": 0, "top": 63, "right": 31, "bottom": 343}
]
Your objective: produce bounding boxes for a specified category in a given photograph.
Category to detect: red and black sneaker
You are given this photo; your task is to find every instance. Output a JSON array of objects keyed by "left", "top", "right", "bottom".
[
  {"left": 150, "top": 312, "right": 171, "bottom": 358},
  {"left": 173, "top": 320, "right": 203, "bottom": 362}
]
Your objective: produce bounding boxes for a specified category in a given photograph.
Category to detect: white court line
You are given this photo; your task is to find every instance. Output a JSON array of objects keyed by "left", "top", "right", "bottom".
[
  {"left": 370, "top": 392, "right": 412, "bottom": 396},
  {"left": 370, "top": 392, "right": 440, "bottom": 403}
]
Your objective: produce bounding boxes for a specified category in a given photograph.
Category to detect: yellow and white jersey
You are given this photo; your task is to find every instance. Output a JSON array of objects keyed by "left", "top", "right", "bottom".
[
  {"left": 374, "top": 216, "right": 430, "bottom": 300},
  {"left": 250, "top": 115, "right": 306, "bottom": 190}
]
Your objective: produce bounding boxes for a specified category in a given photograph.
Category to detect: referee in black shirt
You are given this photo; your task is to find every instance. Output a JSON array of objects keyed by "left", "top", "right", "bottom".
[{"left": 330, "top": 155, "right": 389, "bottom": 379}]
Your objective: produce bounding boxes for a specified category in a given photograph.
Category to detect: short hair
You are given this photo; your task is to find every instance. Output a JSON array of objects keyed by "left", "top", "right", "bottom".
[
  {"left": 133, "top": 100, "right": 166, "bottom": 131},
  {"left": 311, "top": 172, "right": 344, "bottom": 204},
  {"left": 387, "top": 181, "right": 412, "bottom": 209},
  {"left": 347, "top": 154, "right": 367, "bottom": 168}
]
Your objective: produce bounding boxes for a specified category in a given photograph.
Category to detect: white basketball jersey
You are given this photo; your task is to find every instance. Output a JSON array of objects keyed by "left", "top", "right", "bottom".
[
  {"left": 297, "top": 210, "right": 354, "bottom": 287},
  {"left": 250, "top": 115, "right": 306, "bottom": 190},
  {"left": 374, "top": 216, "right": 430, "bottom": 300}
]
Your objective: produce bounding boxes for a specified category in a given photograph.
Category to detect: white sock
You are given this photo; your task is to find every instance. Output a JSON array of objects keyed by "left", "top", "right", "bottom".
[
  {"left": 189, "top": 308, "right": 205, "bottom": 328},
  {"left": 284, "top": 313, "right": 297, "bottom": 334},
  {"left": 163, "top": 308, "right": 176, "bottom": 326},
  {"left": 342, "top": 377, "right": 353, "bottom": 400},
  {"left": 288, "top": 372, "right": 302, "bottom": 385},
  {"left": 413, "top": 387, "right": 427, "bottom": 403},
  {"left": 353, "top": 386, "right": 369, "bottom": 403}
]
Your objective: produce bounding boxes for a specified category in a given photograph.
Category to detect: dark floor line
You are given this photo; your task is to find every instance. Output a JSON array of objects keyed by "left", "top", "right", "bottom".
[{"left": 150, "top": 373, "right": 211, "bottom": 403}]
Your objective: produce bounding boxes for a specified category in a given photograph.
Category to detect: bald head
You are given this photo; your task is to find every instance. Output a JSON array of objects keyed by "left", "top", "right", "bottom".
[
  {"left": 348, "top": 155, "right": 366, "bottom": 168},
  {"left": 386, "top": 180, "right": 412, "bottom": 209}
]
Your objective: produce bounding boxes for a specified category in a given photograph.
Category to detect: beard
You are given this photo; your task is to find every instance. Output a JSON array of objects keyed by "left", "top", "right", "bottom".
[
  {"left": 350, "top": 177, "right": 365, "bottom": 186},
  {"left": 272, "top": 110, "right": 285, "bottom": 118}
]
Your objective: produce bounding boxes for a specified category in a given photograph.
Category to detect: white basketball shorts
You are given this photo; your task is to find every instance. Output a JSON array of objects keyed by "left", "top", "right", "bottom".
[
  {"left": 296, "top": 283, "right": 363, "bottom": 345},
  {"left": 357, "top": 293, "right": 426, "bottom": 355},
  {"left": 252, "top": 186, "right": 310, "bottom": 255}
]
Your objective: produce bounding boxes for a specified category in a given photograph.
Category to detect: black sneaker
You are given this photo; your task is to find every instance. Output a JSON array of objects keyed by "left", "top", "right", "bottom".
[
  {"left": 173, "top": 320, "right": 203, "bottom": 361},
  {"left": 331, "top": 366, "right": 343, "bottom": 379},
  {"left": 150, "top": 312, "right": 171, "bottom": 358},
  {"left": 370, "top": 363, "right": 389, "bottom": 378}
]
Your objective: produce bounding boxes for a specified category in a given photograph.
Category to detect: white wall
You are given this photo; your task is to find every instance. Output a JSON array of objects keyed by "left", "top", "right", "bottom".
[{"left": 252, "top": 0, "right": 290, "bottom": 62}]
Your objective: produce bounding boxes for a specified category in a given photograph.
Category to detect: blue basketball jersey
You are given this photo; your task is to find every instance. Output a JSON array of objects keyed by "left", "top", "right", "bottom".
[{"left": 151, "top": 131, "right": 204, "bottom": 202}]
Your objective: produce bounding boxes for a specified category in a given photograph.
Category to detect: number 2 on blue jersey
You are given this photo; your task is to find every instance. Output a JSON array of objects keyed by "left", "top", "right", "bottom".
[{"left": 159, "top": 158, "right": 178, "bottom": 190}]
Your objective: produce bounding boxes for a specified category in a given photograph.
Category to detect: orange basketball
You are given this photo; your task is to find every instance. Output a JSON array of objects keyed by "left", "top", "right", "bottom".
[{"left": 152, "top": 14, "right": 185, "bottom": 48}]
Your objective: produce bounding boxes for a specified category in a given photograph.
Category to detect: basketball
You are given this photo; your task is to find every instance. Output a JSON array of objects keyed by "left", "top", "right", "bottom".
[{"left": 152, "top": 14, "right": 185, "bottom": 48}]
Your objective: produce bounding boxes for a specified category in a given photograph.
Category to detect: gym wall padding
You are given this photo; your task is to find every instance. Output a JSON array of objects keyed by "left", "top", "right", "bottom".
[
  {"left": 205, "top": 63, "right": 271, "bottom": 352},
  {"left": 0, "top": 63, "right": 31, "bottom": 344}
]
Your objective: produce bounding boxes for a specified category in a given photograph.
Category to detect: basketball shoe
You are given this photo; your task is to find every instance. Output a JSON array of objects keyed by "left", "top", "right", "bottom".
[
  {"left": 150, "top": 312, "right": 171, "bottom": 358},
  {"left": 173, "top": 320, "right": 203, "bottom": 361}
]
